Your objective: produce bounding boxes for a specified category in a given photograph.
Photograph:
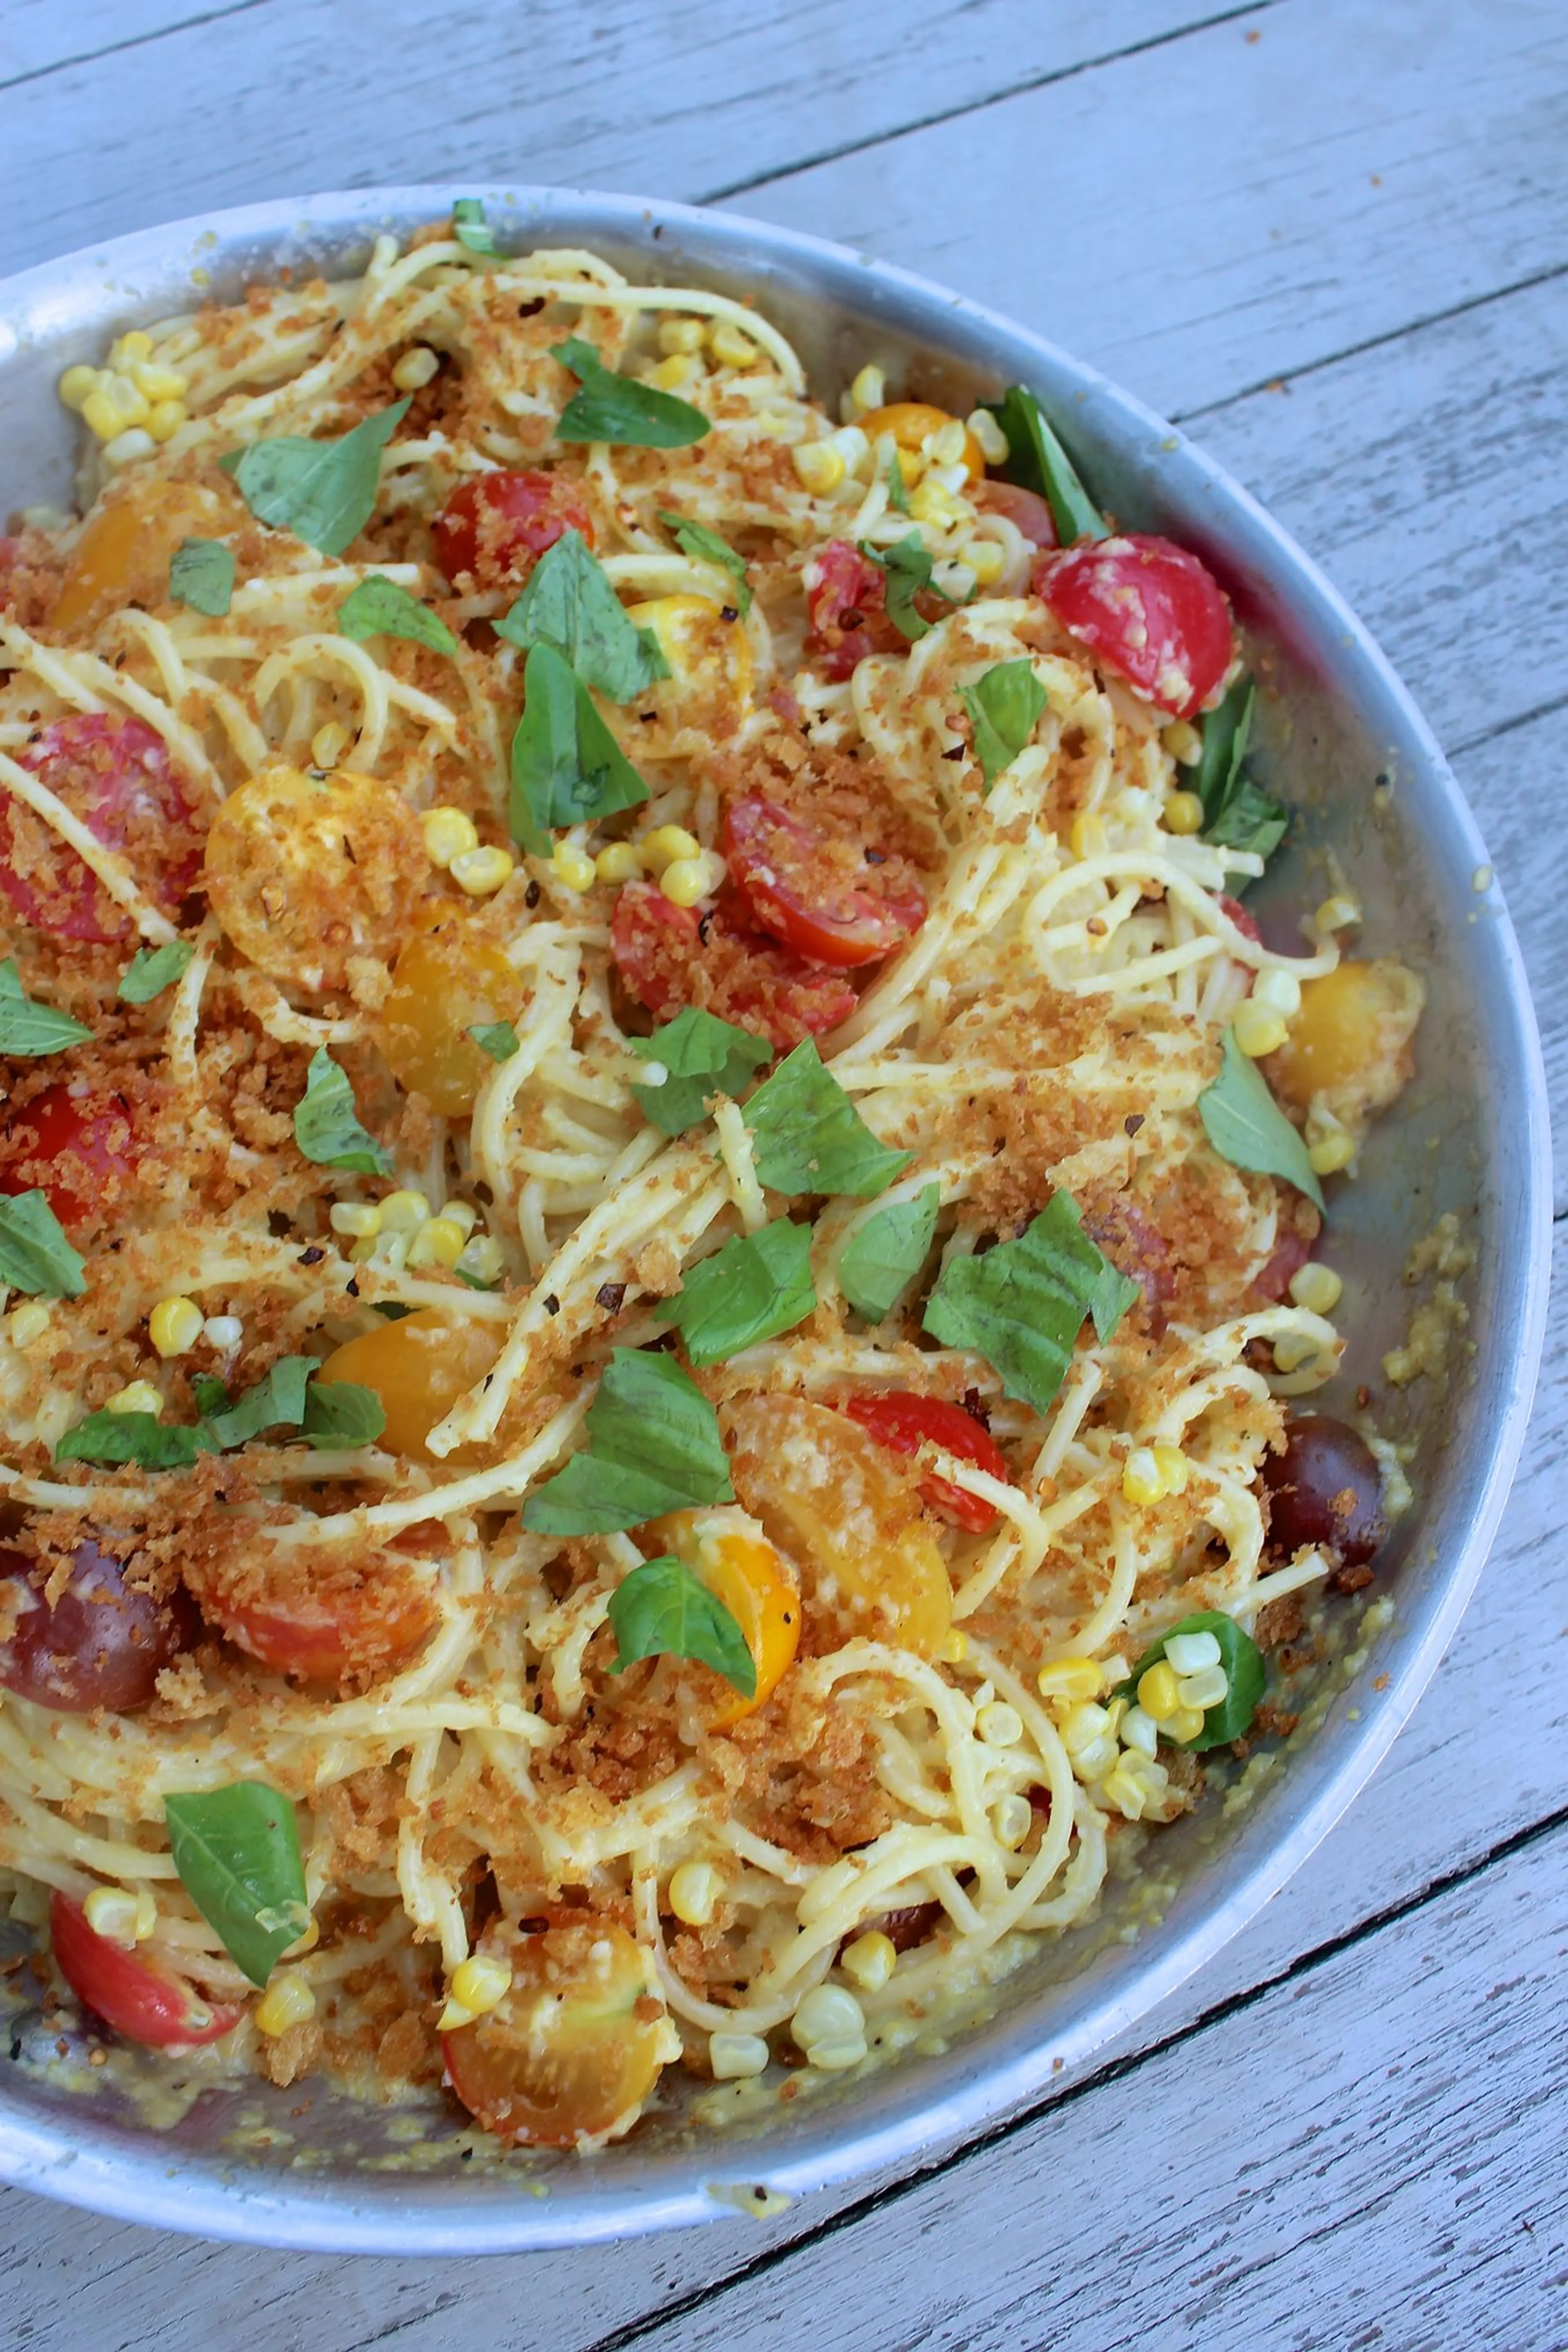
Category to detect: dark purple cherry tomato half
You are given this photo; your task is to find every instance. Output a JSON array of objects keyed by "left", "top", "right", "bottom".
[
  {"left": 1261, "top": 1416, "right": 1386, "bottom": 1566},
  {"left": 0, "top": 1542, "right": 194, "bottom": 1712}
]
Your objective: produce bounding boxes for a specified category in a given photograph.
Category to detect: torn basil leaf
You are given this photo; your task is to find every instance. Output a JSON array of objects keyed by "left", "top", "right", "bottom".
[
  {"left": 1123, "top": 1611, "right": 1265, "bottom": 1751},
  {"left": 169, "top": 536, "right": 234, "bottom": 618},
  {"left": 1198, "top": 1029, "right": 1324, "bottom": 1209},
  {"left": 218, "top": 399, "right": 410, "bottom": 557},
  {"left": 656, "top": 510, "right": 753, "bottom": 616},
  {"left": 960, "top": 659, "right": 1048, "bottom": 789},
  {"left": 338, "top": 574, "right": 457, "bottom": 657},
  {"left": 508, "top": 641, "right": 650, "bottom": 857},
  {"left": 922, "top": 1190, "right": 1141, "bottom": 1416},
  {"left": 301, "top": 1378, "right": 388, "bottom": 1450},
  {"left": 163, "top": 1782, "right": 310, "bottom": 1988},
  {"left": 659, "top": 1220, "right": 816, "bottom": 1365},
  {"left": 0, "top": 959, "right": 92, "bottom": 1056},
  {"left": 606, "top": 1553, "right": 756, "bottom": 1697},
  {"left": 54, "top": 1412, "right": 203, "bottom": 1470},
  {"left": 522, "top": 1348, "right": 734, "bottom": 1535},
  {"left": 629, "top": 1007, "right": 771, "bottom": 1136},
  {"left": 0, "top": 1191, "right": 86, "bottom": 1298},
  {"left": 452, "top": 197, "right": 499, "bottom": 255},
  {"left": 982, "top": 385, "right": 1107, "bottom": 545},
  {"left": 118, "top": 940, "right": 195, "bottom": 1005},
  {"left": 469, "top": 1019, "right": 520, "bottom": 1064},
  {"left": 885, "top": 454, "right": 910, "bottom": 514},
  {"left": 552, "top": 337, "right": 710, "bottom": 449},
  {"left": 1192, "top": 679, "right": 1287, "bottom": 863},
  {"left": 495, "top": 529, "right": 668, "bottom": 700},
  {"left": 838, "top": 1182, "right": 941, "bottom": 1322},
  {"left": 292, "top": 1049, "right": 392, "bottom": 1176},
  {"left": 859, "top": 532, "right": 953, "bottom": 643},
  {"left": 744, "top": 1039, "right": 912, "bottom": 1199}
]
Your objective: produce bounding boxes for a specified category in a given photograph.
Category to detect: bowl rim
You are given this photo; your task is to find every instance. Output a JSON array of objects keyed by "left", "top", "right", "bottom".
[{"left": 0, "top": 180, "right": 1551, "bottom": 2254}]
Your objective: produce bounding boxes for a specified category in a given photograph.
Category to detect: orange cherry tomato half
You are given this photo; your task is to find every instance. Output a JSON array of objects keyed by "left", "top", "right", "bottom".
[
  {"left": 1033, "top": 534, "right": 1234, "bottom": 719},
  {"left": 185, "top": 1531, "right": 442, "bottom": 1687},
  {"left": 721, "top": 796, "right": 924, "bottom": 970},
  {"left": 50, "top": 479, "right": 238, "bottom": 632},
  {"left": 433, "top": 470, "right": 593, "bottom": 590},
  {"left": 650, "top": 1507, "right": 800, "bottom": 1728},
  {"left": 0, "top": 713, "right": 198, "bottom": 943},
  {"left": 442, "top": 1913, "right": 666, "bottom": 2146},
  {"left": 317, "top": 1307, "right": 503, "bottom": 1463},
  {"left": 609, "top": 878, "right": 856, "bottom": 1051},
  {"left": 840, "top": 1394, "right": 1010, "bottom": 1535},
  {"left": 0, "top": 1080, "right": 143, "bottom": 1229},
  {"left": 50, "top": 1891, "right": 244, "bottom": 2050},
  {"left": 380, "top": 926, "right": 525, "bottom": 1116},
  {"left": 855, "top": 403, "right": 985, "bottom": 482}
]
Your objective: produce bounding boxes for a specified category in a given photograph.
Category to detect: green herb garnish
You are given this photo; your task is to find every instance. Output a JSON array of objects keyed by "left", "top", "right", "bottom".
[
  {"left": 858, "top": 532, "right": 955, "bottom": 643},
  {"left": 655, "top": 510, "right": 752, "bottom": 616},
  {"left": 0, "top": 959, "right": 92, "bottom": 1057},
  {"left": 0, "top": 1192, "right": 86, "bottom": 1299},
  {"left": 508, "top": 641, "right": 650, "bottom": 858},
  {"left": 1198, "top": 1029, "right": 1324, "bottom": 1209},
  {"left": 338, "top": 574, "right": 457, "bottom": 657},
  {"left": 452, "top": 198, "right": 499, "bottom": 255},
  {"left": 521, "top": 1348, "right": 734, "bottom": 1535},
  {"left": 981, "top": 384, "right": 1107, "bottom": 545},
  {"left": 118, "top": 940, "right": 195, "bottom": 1005},
  {"left": 744, "top": 1039, "right": 912, "bottom": 1199},
  {"left": 163, "top": 1783, "right": 311, "bottom": 1988},
  {"left": 469, "top": 1020, "right": 520, "bottom": 1064},
  {"left": 838, "top": 1182, "right": 941, "bottom": 1322},
  {"left": 169, "top": 537, "right": 234, "bottom": 617},
  {"left": 1192, "top": 679, "right": 1287, "bottom": 864},
  {"left": 922, "top": 1190, "right": 1140, "bottom": 1416},
  {"left": 218, "top": 399, "right": 410, "bottom": 557},
  {"left": 552, "top": 337, "right": 710, "bottom": 449},
  {"left": 292, "top": 1049, "right": 392, "bottom": 1177},
  {"left": 495, "top": 530, "right": 668, "bottom": 700},
  {"left": 629, "top": 1007, "right": 771, "bottom": 1136},
  {"left": 960, "top": 659, "right": 1048, "bottom": 789},
  {"left": 659, "top": 1220, "right": 816, "bottom": 1365},
  {"left": 1122, "top": 1611, "right": 1265, "bottom": 1751},
  {"left": 606, "top": 1554, "right": 755, "bottom": 1697}
]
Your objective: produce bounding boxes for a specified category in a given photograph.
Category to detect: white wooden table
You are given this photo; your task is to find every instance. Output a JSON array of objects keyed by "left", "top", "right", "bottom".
[{"left": 2, "top": 3, "right": 1565, "bottom": 2343}]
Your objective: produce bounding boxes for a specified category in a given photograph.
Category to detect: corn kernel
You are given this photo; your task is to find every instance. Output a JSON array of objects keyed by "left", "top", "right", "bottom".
[
  {"left": 939, "top": 1628, "right": 969, "bottom": 1664},
  {"left": 1137, "top": 1660, "right": 1181, "bottom": 1723},
  {"left": 964, "top": 538, "right": 1006, "bottom": 586},
  {"left": 1289, "top": 1261, "right": 1343, "bottom": 1316},
  {"left": 131, "top": 361, "right": 189, "bottom": 402},
  {"left": 888, "top": 440, "right": 924, "bottom": 487},
  {"left": 451, "top": 844, "right": 516, "bottom": 896},
  {"left": 102, "top": 428, "right": 156, "bottom": 471},
  {"left": 148, "top": 1295, "right": 203, "bottom": 1359},
  {"left": 457, "top": 1234, "right": 506, "bottom": 1285},
  {"left": 110, "top": 331, "right": 154, "bottom": 368},
  {"left": 992, "top": 1793, "right": 1036, "bottom": 1849},
  {"left": 1036, "top": 1655, "right": 1101, "bottom": 1702},
  {"left": 391, "top": 345, "right": 440, "bottom": 392},
  {"left": 1059, "top": 1700, "right": 1111, "bottom": 1756},
  {"left": 659, "top": 318, "right": 707, "bottom": 356},
  {"left": 1151, "top": 1443, "right": 1190, "bottom": 1496},
  {"left": 931, "top": 558, "right": 976, "bottom": 602},
  {"left": 378, "top": 1189, "right": 430, "bottom": 1233},
  {"left": 840, "top": 1931, "right": 897, "bottom": 1993},
  {"left": 106, "top": 1380, "right": 162, "bottom": 1418},
  {"left": 1122, "top": 1446, "right": 1164, "bottom": 1506},
  {"left": 668, "top": 1860, "right": 721, "bottom": 1926},
  {"left": 1165, "top": 1704, "right": 1207, "bottom": 1745},
  {"left": 660, "top": 851, "right": 724, "bottom": 908},
  {"left": 437, "top": 1199, "right": 479, "bottom": 1238},
  {"left": 1120, "top": 1704, "right": 1158, "bottom": 1759},
  {"left": 1069, "top": 811, "right": 1109, "bottom": 861},
  {"left": 1178, "top": 1664, "right": 1229, "bottom": 1711},
  {"left": 311, "top": 721, "right": 351, "bottom": 771},
  {"left": 929, "top": 418, "right": 969, "bottom": 468},
  {"left": 708, "top": 320, "right": 758, "bottom": 369},
  {"left": 1252, "top": 967, "right": 1302, "bottom": 1018},
  {"left": 1165, "top": 1630, "right": 1222, "bottom": 1675},
  {"left": 450, "top": 1953, "right": 513, "bottom": 2018},
  {"left": 792, "top": 1984, "right": 864, "bottom": 2051},
  {"left": 1103, "top": 1695, "right": 1127, "bottom": 1739},
  {"left": 807, "top": 2036, "right": 869, "bottom": 2072},
  {"left": 7, "top": 1302, "right": 50, "bottom": 1348},
  {"left": 1100, "top": 1761, "right": 1150, "bottom": 1821},
  {"left": 967, "top": 407, "right": 1010, "bottom": 465},
  {"left": 1164, "top": 788, "right": 1204, "bottom": 835},
  {"left": 709, "top": 2030, "right": 770, "bottom": 2079},
  {"left": 407, "top": 1215, "right": 467, "bottom": 1271},
  {"left": 421, "top": 805, "right": 479, "bottom": 868},
  {"left": 650, "top": 353, "right": 695, "bottom": 392},
  {"left": 1309, "top": 1131, "right": 1356, "bottom": 1176},
  {"left": 1315, "top": 894, "right": 1361, "bottom": 934},
  {"left": 254, "top": 1975, "right": 317, "bottom": 2037},
  {"left": 1233, "top": 999, "right": 1288, "bottom": 1059},
  {"left": 909, "top": 478, "right": 963, "bottom": 530},
  {"left": 793, "top": 439, "right": 846, "bottom": 495},
  {"left": 847, "top": 364, "right": 885, "bottom": 417},
  {"left": 203, "top": 1314, "right": 243, "bottom": 1350},
  {"left": 640, "top": 824, "right": 700, "bottom": 873},
  {"left": 828, "top": 424, "right": 872, "bottom": 480},
  {"left": 145, "top": 394, "right": 187, "bottom": 442},
  {"left": 82, "top": 376, "right": 149, "bottom": 441},
  {"left": 58, "top": 364, "right": 99, "bottom": 412},
  {"left": 84, "top": 1886, "right": 155, "bottom": 1946},
  {"left": 976, "top": 1699, "right": 1024, "bottom": 1749},
  {"left": 595, "top": 840, "right": 642, "bottom": 884},
  {"left": 1162, "top": 718, "right": 1205, "bottom": 765},
  {"left": 1072, "top": 1731, "right": 1120, "bottom": 1781}
]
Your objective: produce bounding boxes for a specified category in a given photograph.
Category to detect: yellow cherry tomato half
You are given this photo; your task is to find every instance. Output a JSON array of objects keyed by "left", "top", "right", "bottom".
[
  {"left": 650, "top": 1505, "right": 800, "bottom": 1729},
  {"left": 51, "top": 479, "right": 240, "bottom": 631},
  {"left": 381, "top": 924, "right": 524, "bottom": 1116},
  {"left": 318, "top": 1307, "right": 502, "bottom": 1463},
  {"left": 855, "top": 402, "right": 985, "bottom": 483},
  {"left": 620, "top": 594, "right": 752, "bottom": 756},
  {"left": 1269, "top": 958, "right": 1425, "bottom": 1119}
]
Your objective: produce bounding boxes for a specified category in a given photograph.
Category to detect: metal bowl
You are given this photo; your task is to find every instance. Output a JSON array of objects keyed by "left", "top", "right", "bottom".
[{"left": 0, "top": 185, "right": 1549, "bottom": 2252}]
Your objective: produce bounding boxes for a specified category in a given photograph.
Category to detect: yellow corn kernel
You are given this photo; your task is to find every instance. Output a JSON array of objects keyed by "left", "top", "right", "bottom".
[
  {"left": 992, "top": 1793, "right": 1036, "bottom": 1850},
  {"left": 1100, "top": 1760, "right": 1150, "bottom": 1821},
  {"left": 436, "top": 1199, "right": 479, "bottom": 1238},
  {"left": 84, "top": 1885, "right": 156, "bottom": 1946},
  {"left": 708, "top": 320, "right": 757, "bottom": 368},
  {"left": 792, "top": 1984, "right": 865, "bottom": 2051},
  {"left": 148, "top": 1295, "right": 203, "bottom": 1359},
  {"left": 1164, "top": 788, "right": 1204, "bottom": 835},
  {"left": 450, "top": 1953, "right": 513, "bottom": 2018},
  {"left": 391, "top": 345, "right": 440, "bottom": 392},
  {"left": 888, "top": 440, "right": 924, "bottom": 487},
  {"left": 793, "top": 439, "right": 846, "bottom": 495},
  {"left": 310, "top": 721, "right": 351, "bottom": 772},
  {"left": 85, "top": 373, "right": 152, "bottom": 441},
  {"left": 1289, "top": 1261, "right": 1343, "bottom": 1316},
  {"left": 1122, "top": 1446, "right": 1164, "bottom": 1507},
  {"left": 660, "top": 851, "right": 724, "bottom": 908},
  {"left": 131, "top": 361, "right": 190, "bottom": 403},
  {"left": 967, "top": 407, "right": 1010, "bottom": 466},
  {"left": 254, "top": 1975, "right": 317, "bottom": 2037},
  {"left": 595, "top": 840, "right": 642, "bottom": 884},
  {"left": 909, "top": 478, "right": 963, "bottom": 530},
  {"left": 422, "top": 806, "right": 480, "bottom": 868},
  {"left": 203, "top": 1314, "right": 243, "bottom": 1350},
  {"left": 931, "top": 558, "right": 976, "bottom": 603},
  {"left": 848, "top": 363, "right": 886, "bottom": 416},
  {"left": 102, "top": 428, "right": 157, "bottom": 471},
  {"left": 976, "top": 1699, "right": 1024, "bottom": 1748},
  {"left": 1036, "top": 1655, "right": 1102, "bottom": 1703},
  {"left": 378, "top": 1189, "right": 430, "bottom": 1233},
  {"left": 1151, "top": 1443, "right": 1190, "bottom": 1497},
  {"left": 1309, "top": 1131, "right": 1356, "bottom": 1176},
  {"left": 659, "top": 317, "right": 706, "bottom": 356},
  {"left": 1165, "top": 1704, "right": 1207, "bottom": 1745},
  {"left": 827, "top": 424, "right": 873, "bottom": 480},
  {"left": 1070, "top": 811, "right": 1109, "bottom": 860},
  {"left": 330, "top": 1200, "right": 381, "bottom": 1239},
  {"left": 1232, "top": 999, "right": 1288, "bottom": 1059},
  {"left": 7, "top": 1301, "right": 50, "bottom": 1348},
  {"left": 1058, "top": 1700, "right": 1111, "bottom": 1757},
  {"left": 451, "top": 844, "right": 516, "bottom": 897},
  {"left": 650, "top": 353, "right": 695, "bottom": 392},
  {"left": 106, "top": 1380, "right": 162, "bottom": 1418},
  {"left": 668, "top": 1861, "right": 721, "bottom": 1927},
  {"left": 1137, "top": 1660, "right": 1181, "bottom": 1723},
  {"left": 110, "top": 330, "right": 154, "bottom": 368},
  {"left": 547, "top": 846, "right": 595, "bottom": 893},
  {"left": 1315, "top": 894, "right": 1361, "bottom": 935},
  {"left": 457, "top": 1234, "right": 506, "bottom": 1286},
  {"left": 939, "top": 1628, "right": 969, "bottom": 1665},
  {"left": 640, "top": 824, "right": 700, "bottom": 873},
  {"left": 965, "top": 538, "right": 1005, "bottom": 586},
  {"left": 406, "top": 1214, "right": 467, "bottom": 1271},
  {"left": 709, "top": 2029, "right": 770, "bottom": 2079},
  {"left": 1252, "top": 967, "right": 1302, "bottom": 1019},
  {"left": 840, "top": 1930, "right": 897, "bottom": 1993},
  {"left": 927, "top": 417, "right": 969, "bottom": 468},
  {"left": 59, "top": 364, "right": 100, "bottom": 412},
  {"left": 1161, "top": 718, "right": 1204, "bottom": 766},
  {"left": 1177, "top": 1664, "right": 1229, "bottom": 1712}
]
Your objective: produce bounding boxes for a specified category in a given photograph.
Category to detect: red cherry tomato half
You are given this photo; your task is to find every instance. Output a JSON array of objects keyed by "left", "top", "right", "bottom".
[
  {"left": 804, "top": 540, "right": 906, "bottom": 680},
  {"left": 0, "top": 1081, "right": 142, "bottom": 1229},
  {"left": 971, "top": 479, "right": 1058, "bottom": 550},
  {"left": 0, "top": 715, "right": 197, "bottom": 944},
  {"left": 1082, "top": 1200, "right": 1176, "bottom": 1334},
  {"left": 49, "top": 1891, "right": 244, "bottom": 2050},
  {"left": 1253, "top": 1227, "right": 1312, "bottom": 1305},
  {"left": 610, "top": 878, "right": 857, "bottom": 1051},
  {"left": 433, "top": 470, "right": 594, "bottom": 590},
  {"left": 722, "top": 797, "right": 924, "bottom": 971},
  {"left": 0, "top": 1543, "right": 194, "bottom": 1713},
  {"left": 840, "top": 1393, "right": 1011, "bottom": 1534},
  {"left": 1032, "top": 535, "right": 1233, "bottom": 719}
]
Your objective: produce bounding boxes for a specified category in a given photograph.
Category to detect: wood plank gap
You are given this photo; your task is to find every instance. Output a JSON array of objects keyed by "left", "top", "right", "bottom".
[
  {"left": 1447, "top": 687, "right": 1568, "bottom": 764},
  {"left": 699, "top": 0, "right": 1285, "bottom": 205},
  {"left": 581, "top": 1797, "right": 1568, "bottom": 2352},
  {"left": 0, "top": 0, "right": 273, "bottom": 96}
]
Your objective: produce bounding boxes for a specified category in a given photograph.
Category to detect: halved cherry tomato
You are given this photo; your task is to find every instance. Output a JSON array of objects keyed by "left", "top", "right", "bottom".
[
  {"left": 51, "top": 479, "right": 238, "bottom": 632},
  {"left": 1268, "top": 958, "right": 1424, "bottom": 1116},
  {"left": 433, "top": 470, "right": 593, "bottom": 590},
  {"left": 203, "top": 763, "right": 425, "bottom": 993},
  {"left": 0, "top": 1542, "right": 194, "bottom": 1712},
  {"left": 722, "top": 797, "right": 924, "bottom": 970},
  {"left": 1033, "top": 534, "right": 1233, "bottom": 719},
  {"left": 619, "top": 595, "right": 753, "bottom": 754},
  {"left": 840, "top": 1394, "right": 1010, "bottom": 1535},
  {"left": 804, "top": 540, "right": 906, "bottom": 680},
  {"left": 1253, "top": 1226, "right": 1312, "bottom": 1304},
  {"left": 648, "top": 1506, "right": 800, "bottom": 1728},
  {"left": 380, "top": 925, "right": 524, "bottom": 1116},
  {"left": 610, "top": 878, "right": 856, "bottom": 1051},
  {"left": 317, "top": 1308, "right": 503, "bottom": 1463},
  {"left": 50, "top": 1891, "right": 244, "bottom": 2050},
  {"left": 1219, "top": 894, "right": 1262, "bottom": 946},
  {"left": 0, "top": 714, "right": 198, "bottom": 944},
  {"left": 855, "top": 403, "right": 984, "bottom": 483},
  {"left": 0, "top": 1080, "right": 142, "bottom": 1228},
  {"left": 726, "top": 1394, "right": 953, "bottom": 1658},
  {"left": 443, "top": 1912, "right": 665, "bottom": 2146},
  {"left": 195, "top": 1550, "right": 440, "bottom": 1686},
  {"left": 972, "top": 479, "right": 1058, "bottom": 550}
]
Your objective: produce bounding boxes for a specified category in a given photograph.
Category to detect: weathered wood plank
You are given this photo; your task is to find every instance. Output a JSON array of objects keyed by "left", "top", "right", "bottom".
[
  {"left": 0, "top": 3, "right": 244, "bottom": 85},
  {"left": 733, "top": 0, "right": 1568, "bottom": 417},
  {"left": 0, "top": 0, "right": 1216, "bottom": 282}
]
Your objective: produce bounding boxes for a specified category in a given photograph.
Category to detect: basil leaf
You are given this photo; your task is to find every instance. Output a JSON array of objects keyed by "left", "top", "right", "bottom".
[
  {"left": 1123, "top": 1611, "right": 1265, "bottom": 1752},
  {"left": 190, "top": 1373, "right": 231, "bottom": 1415},
  {"left": 163, "top": 1782, "right": 310, "bottom": 1989},
  {"left": 218, "top": 399, "right": 410, "bottom": 558},
  {"left": 982, "top": 385, "right": 1107, "bottom": 545},
  {"left": 508, "top": 641, "right": 649, "bottom": 856},
  {"left": 1193, "top": 677, "right": 1253, "bottom": 818},
  {"left": 656, "top": 510, "right": 752, "bottom": 617},
  {"left": 629, "top": 1007, "right": 771, "bottom": 1136},
  {"left": 552, "top": 337, "right": 709, "bottom": 450},
  {"left": 118, "top": 940, "right": 194, "bottom": 1005},
  {"left": 860, "top": 532, "right": 946, "bottom": 643},
  {"left": 55, "top": 1412, "right": 203, "bottom": 1470},
  {"left": 659, "top": 1219, "right": 816, "bottom": 1366},
  {"left": 960, "top": 659, "right": 1048, "bottom": 790},
  {"left": 0, "top": 1191, "right": 86, "bottom": 1299},
  {"left": 469, "top": 1019, "right": 519, "bottom": 1063},
  {"left": 452, "top": 197, "right": 498, "bottom": 255},
  {"left": 0, "top": 960, "right": 93, "bottom": 1056},
  {"left": 606, "top": 1553, "right": 756, "bottom": 1697},
  {"left": 338, "top": 574, "right": 457, "bottom": 657},
  {"left": 1207, "top": 777, "right": 1289, "bottom": 862},
  {"left": 922, "top": 1190, "right": 1141, "bottom": 1416},
  {"left": 301, "top": 1377, "right": 387, "bottom": 1450},
  {"left": 1199, "top": 1029, "right": 1325, "bottom": 1210},
  {"left": 202, "top": 1354, "right": 315, "bottom": 1450},
  {"left": 885, "top": 454, "right": 910, "bottom": 515},
  {"left": 293, "top": 1048, "right": 392, "bottom": 1176},
  {"left": 522, "top": 1347, "right": 734, "bottom": 1535},
  {"left": 838, "top": 1182, "right": 941, "bottom": 1321},
  {"left": 744, "top": 1039, "right": 912, "bottom": 1199},
  {"left": 169, "top": 536, "right": 234, "bottom": 617},
  {"left": 495, "top": 530, "right": 668, "bottom": 700}
]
